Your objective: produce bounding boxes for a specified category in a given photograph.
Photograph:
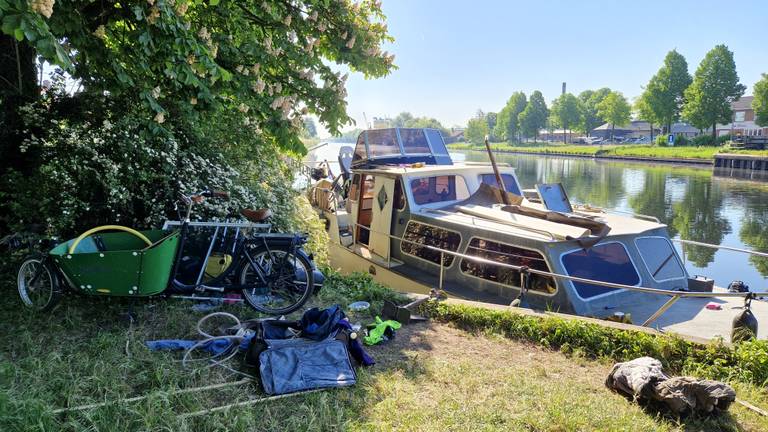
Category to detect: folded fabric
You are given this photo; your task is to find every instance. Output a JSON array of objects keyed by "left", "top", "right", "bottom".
[
  {"left": 363, "top": 316, "right": 401, "bottom": 346},
  {"left": 146, "top": 337, "right": 247, "bottom": 356}
]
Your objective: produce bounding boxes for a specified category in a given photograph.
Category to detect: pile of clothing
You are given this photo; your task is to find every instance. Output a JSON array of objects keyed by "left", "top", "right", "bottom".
[{"left": 147, "top": 305, "right": 378, "bottom": 395}]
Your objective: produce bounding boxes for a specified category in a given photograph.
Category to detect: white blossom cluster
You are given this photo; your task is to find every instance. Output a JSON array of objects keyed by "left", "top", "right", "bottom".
[{"left": 29, "top": 0, "right": 55, "bottom": 18}]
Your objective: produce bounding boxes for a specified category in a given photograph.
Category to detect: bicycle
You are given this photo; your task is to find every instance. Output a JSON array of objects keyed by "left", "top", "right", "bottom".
[{"left": 15, "top": 190, "right": 322, "bottom": 315}]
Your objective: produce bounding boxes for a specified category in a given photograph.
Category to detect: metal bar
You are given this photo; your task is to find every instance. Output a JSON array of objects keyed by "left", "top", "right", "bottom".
[
  {"left": 673, "top": 239, "right": 768, "bottom": 258},
  {"left": 196, "top": 226, "right": 220, "bottom": 286},
  {"left": 348, "top": 221, "right": 768, "bottom": 299},
  {"left": 642, "top": 295, "right": 681, "bottom": 327},
  {"left": 170, "top": 295, "right": 243, "bottom": 302},
  {"left": 163, "top": 220, "right": 271, "bottom": 230},
  {"left": 439, "top": 251, "right": 444, "bottom": 291}
]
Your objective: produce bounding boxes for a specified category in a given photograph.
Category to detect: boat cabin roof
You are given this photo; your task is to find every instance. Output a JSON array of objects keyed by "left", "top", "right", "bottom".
[{"left": 352, "top": 128, "right": 453, "bottom": 168}]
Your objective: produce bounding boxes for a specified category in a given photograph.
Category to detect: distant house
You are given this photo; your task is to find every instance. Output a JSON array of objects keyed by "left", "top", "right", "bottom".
[
  {"left": 372, "top": 117, "right": 392, "bottom": 129},
  {"left": 715, "top": 96, "right": 767, "bottom": 138},
  {"left": 538, "top": 129, "right": 578, "bottom": 142},
  {"left": 591, "top": 121, "right": 660, "bottom": 139},
  {"left": 446, "top": 128, "right": 464, "bottom": 143},
  {"left": 670, "top": 122, "right": 699, "bottom": 138}
]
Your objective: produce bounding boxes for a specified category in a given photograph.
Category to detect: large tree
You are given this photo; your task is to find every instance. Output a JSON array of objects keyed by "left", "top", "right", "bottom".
[
  {"left": 465, "top": 115, "right": 488, "bottom": 144},
  {"left": 753, "top": 73, "right": 768, "bottom": 127},
  {"left": 0, "top": 0, "right": 395, "bottom": 153},
  {"left": 549, "top": 93, "right": 581, "bottom": 143},
  {"left": 597, "top": 91, "right": 631, "bottom": 142},
  {"left": 494, "top": 92, "right": 526, "bottom": 142},
  {"left": 683, "top": 45, "right": 746, "bottom": 139},
  {"left": 644, "top": 50, "right": 692, "bottom": 134},
  {"left": 392, "top": 111, "right": 414, "bottom": 128},
  {"left": 634, "top": 92, "right": 659, "bottom": 143},
  {"left": 519, "top": 90, "right": 548, "bottom": 141},
  {"left": 578, "top": 88, "right": 610, "bottom": 136}
]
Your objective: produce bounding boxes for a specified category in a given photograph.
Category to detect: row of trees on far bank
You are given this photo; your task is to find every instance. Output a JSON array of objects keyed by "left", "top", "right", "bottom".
[{"left": 467, "top": 44, "right": 768, "bottom": 144}]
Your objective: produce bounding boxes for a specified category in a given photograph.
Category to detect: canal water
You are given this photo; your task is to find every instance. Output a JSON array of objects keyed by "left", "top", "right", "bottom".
[{"left": 457, "top": 150, "right": 768, "bottom": 292}]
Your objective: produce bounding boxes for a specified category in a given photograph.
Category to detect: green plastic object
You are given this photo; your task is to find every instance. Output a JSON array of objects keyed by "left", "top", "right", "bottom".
[
  {"left": 363, "top": 316, "right": 402, "bottom": 346},
  {"left": 49, "top": 229, "right": 179, "bottom": 296}
]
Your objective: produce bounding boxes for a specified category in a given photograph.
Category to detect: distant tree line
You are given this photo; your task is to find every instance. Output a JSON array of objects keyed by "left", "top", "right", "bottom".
[{"left": 466, "top": 44, "right": 768, "bottom": 144}]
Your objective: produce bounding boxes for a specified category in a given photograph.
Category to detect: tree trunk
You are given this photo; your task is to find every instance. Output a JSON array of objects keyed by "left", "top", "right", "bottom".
[
  {"left": 563, "top": 121, "right": 567, "bottom": 144},
  {"left": 650, "top": 122, "right": 654, "bottom": 143},
  {"left": 712, "top": 122, "right": 717, "bottom": 140}
]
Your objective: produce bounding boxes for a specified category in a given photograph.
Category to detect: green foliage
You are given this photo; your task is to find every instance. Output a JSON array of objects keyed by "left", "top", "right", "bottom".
[
  {"left": 683, "top": 45, "right": 746, "bottom": 136},
  {"left": 655, "top": 134, "right": 668, "bottom": 146},
  {"left": 753, "top": 73, "right": 768, "bottom": 127},
  {"left": 422, "top": 301, "right": 768, "bottom": 386},
  {"left": 597, "top": 91, "right": 631, "bottom": 140},
  {"left": 494, "top": 92, "right": 527, "bottom": 142},
  {"left": 0, "top": 0, "right": 396, "bottom": 153},
  {"left": 391, "top": 112, "right": 450, "bottom": 137},
  {"left": 643, "top": 50, "right": 692, "bottom": 131},
  {"left": 578, "top": 88, "right": 611, "bottom": 134},
  {"left": 465, "top": 115, "right": 489, "bottom": 144},
  {"left": 690, "top": 133, "right": 731, "bottom": 147},
  {"left": 519, "top": 91, "right": 548, "bottom": 139},
  {"left": 332, "top": 127, "right": 364, "bottom": 143},
  {"left": 318, "top": 271, "right": 408, "bottom": 315},
  {"left": 549, "top": 93, "right": 582, "bottom": 133}
]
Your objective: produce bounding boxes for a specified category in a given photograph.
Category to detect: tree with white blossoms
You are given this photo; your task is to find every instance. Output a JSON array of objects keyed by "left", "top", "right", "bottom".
[{"left": 0, "top": 0, "right": 396, "bottom": 153}]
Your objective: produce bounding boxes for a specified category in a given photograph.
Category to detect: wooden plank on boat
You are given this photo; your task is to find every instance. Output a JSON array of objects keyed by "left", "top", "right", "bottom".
[{"left": 456, "top": 204, "right": 590, "bottom": 240}]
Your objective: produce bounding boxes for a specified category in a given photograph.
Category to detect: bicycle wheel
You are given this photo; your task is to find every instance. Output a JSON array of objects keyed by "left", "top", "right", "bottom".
[
  {"left": 237, "top": 245, "right": 314, "bottom": 315},
  {"left": 17, "top": 254, "right": 62, "bottom": 311}
]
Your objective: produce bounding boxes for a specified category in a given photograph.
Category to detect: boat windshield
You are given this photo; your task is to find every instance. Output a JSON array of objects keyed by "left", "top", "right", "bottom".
[
  {"left": 410, "top": 175, "right": 470, "bottom": 205},
  {"left": 561, "top": 242, "right": 640, "bottom": 299},
  {"left": 635, "top": 237, "right": 685, "bottom": 281},
  {"left": 479, "top": 173, "right": 521, "bottom": 195}
]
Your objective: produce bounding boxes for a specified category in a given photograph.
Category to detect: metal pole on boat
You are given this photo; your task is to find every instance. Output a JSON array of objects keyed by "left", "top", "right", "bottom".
[
  {"left": 483, "top": 135, "right": 512, "bottom": 205},
  {"left": 439, "top": 251, "right": 444, "bottom": 291}
]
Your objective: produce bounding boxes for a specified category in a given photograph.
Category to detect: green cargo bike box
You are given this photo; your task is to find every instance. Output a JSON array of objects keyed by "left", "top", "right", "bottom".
[{"left": 50, "top": 230, "right": 180, "bottom": 296}]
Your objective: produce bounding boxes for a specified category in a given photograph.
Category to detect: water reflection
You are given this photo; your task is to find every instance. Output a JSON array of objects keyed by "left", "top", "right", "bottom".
[{"left": 459, "top": 150, "right": 768, "bottom": 289}]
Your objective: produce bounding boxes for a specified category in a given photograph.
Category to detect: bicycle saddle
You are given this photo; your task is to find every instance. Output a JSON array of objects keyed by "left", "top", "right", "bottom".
[{"left": 241, "top": 208, "right": 273, "bottom": 223}]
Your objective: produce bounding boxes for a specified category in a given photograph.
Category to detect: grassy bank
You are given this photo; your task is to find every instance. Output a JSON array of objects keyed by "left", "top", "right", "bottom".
[
  {"left": 449, "top": 141, "right": 768, "bottom": 161},
  {"left": 2, "top": 271, "right": 768, "bottom": 431}
]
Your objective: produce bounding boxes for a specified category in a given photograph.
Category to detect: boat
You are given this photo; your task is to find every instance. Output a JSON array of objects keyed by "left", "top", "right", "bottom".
[{"left": 306, "top": 128, "right": 767, "bottom": 342}]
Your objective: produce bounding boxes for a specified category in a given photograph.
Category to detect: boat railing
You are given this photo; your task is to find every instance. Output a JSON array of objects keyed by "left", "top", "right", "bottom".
[
  {"left": 673, "top": 238, "right": 768, "bottom": 260},
  {"left": 347, "top": 221, "right": 767, "bottom": 329}
]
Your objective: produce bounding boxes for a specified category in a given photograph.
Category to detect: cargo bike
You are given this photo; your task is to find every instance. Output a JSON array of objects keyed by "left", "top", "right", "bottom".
[{"left": 15, "top": 190, "right": 323, "bottom": 315}]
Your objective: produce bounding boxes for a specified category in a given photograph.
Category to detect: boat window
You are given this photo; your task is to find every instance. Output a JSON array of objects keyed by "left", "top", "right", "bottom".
[
  {"left": 461, "top": 238, "right": 556, "bottom": 294},
  {"left": 479, "top": 174, "right": 522, "bottom": 195},
  {"left": 399, "top": 129, "right": 431, "bottom": 154},
  {"left": 424, "top": 129, "right": 449, "bottom": 155},
  {"left": 561, "top": 242, "right": 640, "bottom": 299},
  {"left": 353, "top": 134, "right": 366, "bottom": 164},
  {"left": 635, "top": 237, "right": 685, "bottom": 281},
  {"left": 410, "top": 175, "right": 469, "bottom": 205},
  {"left": 394, "top": 178, "right": 406, "bottom": 211},
  {"left": 366, "top": 129, "right": 401, "bottom": 158},
  {"left": 400, "top": 221, "right": 461, "bottom": 267}
]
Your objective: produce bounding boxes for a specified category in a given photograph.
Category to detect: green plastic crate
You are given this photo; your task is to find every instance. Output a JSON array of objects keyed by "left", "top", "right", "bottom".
[{"left": 50, "top": 230, "right": 180, "bottom": 296}]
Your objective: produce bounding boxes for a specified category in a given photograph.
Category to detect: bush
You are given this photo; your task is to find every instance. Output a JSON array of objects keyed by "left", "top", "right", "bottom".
[
  {"left": 690, "top": 134, "right": 730, "bottom": 147},
  {"left": 318, "top": 271, "right": 409, "bottom": 315},
  {"left": 655, "top": 135, "right": 668, "bottom": 146}
]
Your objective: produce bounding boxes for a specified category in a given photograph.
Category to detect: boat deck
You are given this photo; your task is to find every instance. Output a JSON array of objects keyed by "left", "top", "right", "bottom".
[{"left": 618, "top": 288, "right": 767, "bottom": 342}]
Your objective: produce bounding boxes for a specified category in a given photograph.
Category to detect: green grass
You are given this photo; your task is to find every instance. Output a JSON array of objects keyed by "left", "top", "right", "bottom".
[
  {"left": 2, "top": 270, "right": 768, "bottom": 431},
  {"left": 449, "top": 141, "right": 768, "bottom": 161}
]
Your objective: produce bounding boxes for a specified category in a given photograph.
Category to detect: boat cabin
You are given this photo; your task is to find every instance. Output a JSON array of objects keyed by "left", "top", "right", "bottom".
[{"left": 311, "top": 128, "right": 691, "bottom": 318}]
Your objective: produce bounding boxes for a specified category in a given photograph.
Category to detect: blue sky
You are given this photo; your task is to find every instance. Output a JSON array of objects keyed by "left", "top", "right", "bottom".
[{"left": 330, "top": 0, "right": 767, "bottom": 134}]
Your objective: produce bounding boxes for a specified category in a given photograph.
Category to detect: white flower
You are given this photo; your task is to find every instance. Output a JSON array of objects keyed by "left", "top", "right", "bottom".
[
  {"left": 252, "top": 79, "right": 266, "bottom": 94},
  {"left": 346, "top": 35, "right": 356, "bottom": 49},
  {"left": 93, "top": 25, "right": 106, "bottom": 39},
  {"left": 198, "top": 27, "right": 211, "bottom": 41},
  {"left": 238, "top": 103, "right": 250, "bottom": 113},
  {"left": 341, "top": 31, "right": 347, "bottom": 40},
  {"left": 151, "top": 86, "right": 161, "bottom": 99},
  {"left": 190, "top": 97, "right": 198, "bottom": 105},
  {"left": 154, "top": 112, "right": 165, "bottom": 124},
  {"left": 283, "top": 15, "right": 292, "bottom": 26},
  {"left": 309, "top": 11, "right": 318, "bottom": 22},
  {"left": 251, "top": 64, "right": 260, "bottom": 75}
]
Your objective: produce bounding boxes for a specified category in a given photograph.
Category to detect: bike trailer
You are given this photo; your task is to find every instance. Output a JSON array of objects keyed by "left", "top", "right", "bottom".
[{"left": 49, "top": 228, "right": 180, "bottom": 296}]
